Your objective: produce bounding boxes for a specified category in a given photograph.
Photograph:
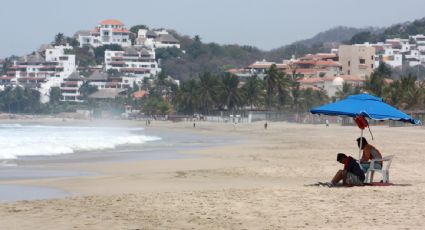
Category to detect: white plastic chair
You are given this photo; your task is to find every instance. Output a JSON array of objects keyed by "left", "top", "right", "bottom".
[{"left": 365, "top": 155, "right": 394, "bottom": 183}]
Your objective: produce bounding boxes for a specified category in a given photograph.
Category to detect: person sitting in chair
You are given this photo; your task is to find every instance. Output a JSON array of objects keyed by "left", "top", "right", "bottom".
[
  {"left": 331, "top": 153, "right": 365, "bottom": 186},
  {"left": 357, "top": 137, "right": 383, "bottom": 173}
]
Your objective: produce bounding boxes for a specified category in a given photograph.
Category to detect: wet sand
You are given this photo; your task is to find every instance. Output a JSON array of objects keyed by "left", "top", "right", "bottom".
[{"left": 0, "top": 120, "right": 424, "bottom": 229}]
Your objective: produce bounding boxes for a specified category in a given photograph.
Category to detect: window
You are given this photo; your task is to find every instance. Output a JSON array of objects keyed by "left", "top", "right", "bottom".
[
  {"left": 371, "top": 64, "right": 374, "bottom": 68},
  {"left": 359, "top": 58, "right": 365, "bottom": 64},
  {"left": 371, "top": 55, "right": 374, "bottom": 60},
  {"left": 348, "top": 61, "right": 351, "bottom": 66},
  {"left": 348, "top": 70, "right": 351, "bottom": 75}
]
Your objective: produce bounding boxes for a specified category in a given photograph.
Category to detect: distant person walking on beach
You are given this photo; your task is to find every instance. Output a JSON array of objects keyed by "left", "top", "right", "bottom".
[
  {"left": 193, "top": 121, "right": 196, "bottom": 128},
  {"left": 264, "top": 121, "right": 268, "bottom": 129},
  {"left": 331, "top": 153, "right": 365, "bottom": 186},
  {"left": 325, "top": 119, "right": 329, "bottom": 127}
]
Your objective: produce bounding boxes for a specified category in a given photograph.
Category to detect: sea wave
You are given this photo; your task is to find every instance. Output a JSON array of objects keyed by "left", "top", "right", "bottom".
[{"left": 0, "top": 125, "right": 160, "bottom": 159}]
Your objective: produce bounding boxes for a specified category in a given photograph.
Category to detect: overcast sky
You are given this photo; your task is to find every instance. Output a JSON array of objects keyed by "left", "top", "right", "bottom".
[{"left": 1, "top": 0, "right": 425, "bottom": 58}]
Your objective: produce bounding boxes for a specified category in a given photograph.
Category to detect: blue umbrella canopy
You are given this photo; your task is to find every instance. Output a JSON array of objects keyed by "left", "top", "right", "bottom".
[{"left": 310, "top": 93, "right": 420, "bottom": 125}]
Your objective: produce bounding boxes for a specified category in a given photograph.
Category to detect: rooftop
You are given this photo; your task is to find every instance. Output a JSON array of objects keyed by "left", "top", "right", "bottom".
[{"left": 100, "top": 19, "right": 124, "bottom": 26}]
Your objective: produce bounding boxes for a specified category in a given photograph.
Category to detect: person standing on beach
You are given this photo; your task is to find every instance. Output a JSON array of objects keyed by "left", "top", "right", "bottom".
[{"left": 264, "top": 121, "right": 268, "bottom": 129}]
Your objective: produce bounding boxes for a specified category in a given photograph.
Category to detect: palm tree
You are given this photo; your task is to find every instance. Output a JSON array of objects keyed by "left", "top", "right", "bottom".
[
  {"left": 219, "top": 73, "right": 244, "bottom": 112},
  {"left": 197, "top": 72, "right": 219, "bottom": 114},
  {"left": 275, "top": 72, "right": 291, "bottom": 109},
  {"left": 335, "top": 82, "right": 356, "bottom": 100},
  {"left": 174, "top": 79, "right": 199, "bottom": 114},
  {"left": 264, "top": 64, "right": 280, "bottom": 110},
  {"left": 242, "top": 75, "right": 264, "bottom": 110}
]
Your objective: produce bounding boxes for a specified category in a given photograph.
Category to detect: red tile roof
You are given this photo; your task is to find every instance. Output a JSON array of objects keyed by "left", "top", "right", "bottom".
[
  {"left": 121, "top": 68, "right": 149, "bottom": 73},
  {"left": 112, "top": 29, "right": 130, "bottom": 33},
  {"left": 100, "top": 19, "right": 124, "bottom": 26},
  {"left": 297, "top": 77, "right": 324, "bottom": 84},
  {"left": 340, "top": 75, "right": 365, "bottom": 82},
  {"left": 0, "top": 76, "right": 14, "bottom": 80},
  {"left": 315, "top": 60, "right": 341, "bottom": 67},
  {"left": 132, "top": 90, "right": 148, "bottom": 99}
]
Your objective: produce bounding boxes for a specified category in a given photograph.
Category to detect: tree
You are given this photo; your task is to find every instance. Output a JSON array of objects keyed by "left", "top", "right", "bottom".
[
  {"left": 49, "top": 87, "right": 62, "bottom": 104},
  {"left": 174, "top": 79, "right": 199, "bottom": 114},
  {"left": 79, "top": 82, "right": 98, "bottom": 100},
  {"left": 241, "top": 75, "right": 264, "bottom": 110},
  {"left": 264, "top": 64, "right": 281, "bottom": 110},
  {"left": 364, "top": 62, "right": 391, "bottom": 97},
  {"left": 335, "top": 82, "right": 360, "bottom": 100},
  {"left": 53, "top": 33, "right": 65, "bottom": 46},
  {"left": 218, "top": 73, "right": 244, "bottom": 112},
  {"left": 143, "top": 97, "right": 172, "bottom": 115},
  {"left": 197, "top": 72, "right": 220, "bottom": 114}
]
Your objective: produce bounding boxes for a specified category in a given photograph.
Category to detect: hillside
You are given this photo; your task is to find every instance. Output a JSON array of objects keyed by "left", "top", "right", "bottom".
[
  {"left": 349, "top": 17, "right": 425, "bottom": 44},
  {"left": 298, "top": 26, "right": 381, "bottom": 47},
  {"left": 160, "top": 27, "right": 380, "bottom": 80}
]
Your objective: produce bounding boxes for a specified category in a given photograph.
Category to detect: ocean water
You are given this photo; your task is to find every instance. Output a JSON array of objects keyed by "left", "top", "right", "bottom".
[{"left": 0, "top": 124, "right": 161, "bottom": 159}]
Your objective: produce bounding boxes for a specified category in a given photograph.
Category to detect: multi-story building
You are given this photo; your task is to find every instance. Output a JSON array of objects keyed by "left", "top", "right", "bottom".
[
  {"left": 135, "top": 29, "right": 180, "bottom": 49},
  {"left": 338, "top": 45, "right": 375, "bottom": 77},
  {"left": 60, "top": 72, "right": 85, "bottom": 102},
  {"left": 87, "top": 71, "right": 131, "bottom": 90},
  {"left": 105, "top": 47, "right": 159, "bottom": 79},
  {"left": 6, "top": 45, "right": 75, "bottom": 80},
  {"left": 77, "top": 19, "right": 132, "bottom": 48}
]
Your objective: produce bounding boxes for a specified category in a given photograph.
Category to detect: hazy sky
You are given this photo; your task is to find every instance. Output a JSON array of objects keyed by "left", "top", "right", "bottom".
[{"left": 1, "top": 0, "right": 425, "bottom": 58}]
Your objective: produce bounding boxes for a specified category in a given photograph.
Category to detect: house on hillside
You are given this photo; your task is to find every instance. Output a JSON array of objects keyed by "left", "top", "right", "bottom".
[
  {"left": 338, "top": 45, "right": 375, "bottom": 77},
  {"left": 76, "top": 19, "right": 132, "bottom": 48},
  {"left": 105, "top": 46, "right": 159, "bottom": 78},
  {"left": 60, "top": 72, "right": 85, "bottom": 102},
  {"left": 135, "top": 29, "right": 180, "bottom": 49}
]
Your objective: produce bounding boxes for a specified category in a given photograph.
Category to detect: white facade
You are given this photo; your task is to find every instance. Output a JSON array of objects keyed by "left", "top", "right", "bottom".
[
  {"left": 136, "top": 29, "right": 180, "bottom": 49},
  {"left": 60, "top": 73, "right": 85, "bottom": 102},
  {"left": 78, "top": 19, "right": 131, "bottom": 48},
  {"left": 45, "top": 44, "right": 76, "bottom": 78},
  {"left": 105, "top": 49, "right": 160, "bottom": 79}
]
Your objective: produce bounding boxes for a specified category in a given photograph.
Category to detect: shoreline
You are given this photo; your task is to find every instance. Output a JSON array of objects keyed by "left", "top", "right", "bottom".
[
  {"left": 0, "top": 120, "right": 424, "bottom": 229},
  {"left": 0, "top": 119, "right": 245, "bottom": 201}
]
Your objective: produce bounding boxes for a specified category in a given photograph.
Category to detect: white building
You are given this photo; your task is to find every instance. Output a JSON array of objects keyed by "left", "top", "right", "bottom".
[
  {"left": 135, "top": 29, "right": 180, "bottom": 49},
  {"left": 60, "top": 72, "right": 85, "bottom": 102},
  {"left": 45, "top": 44, "right": 76, "bottom": 78},
  {"left": 105, "top": 47, "right": 159, "bottom": 79},
  {"left": 77, "top": 19, "right": 132, "bottom": 48}
]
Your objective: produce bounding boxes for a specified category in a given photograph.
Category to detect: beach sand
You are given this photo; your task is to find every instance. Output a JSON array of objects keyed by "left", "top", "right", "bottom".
[{"left": 0, "top": 120, "right": 424, "bottom": 229}]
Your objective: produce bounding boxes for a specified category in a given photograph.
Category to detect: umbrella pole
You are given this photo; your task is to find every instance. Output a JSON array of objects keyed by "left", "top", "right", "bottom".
[{"left": 358, "top": 129, "right": 363, "bottom": 164}]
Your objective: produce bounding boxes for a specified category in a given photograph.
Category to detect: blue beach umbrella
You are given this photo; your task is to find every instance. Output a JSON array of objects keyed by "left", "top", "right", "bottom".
[
  {"left": 310, "top": 93, "right": 420, "bottom": 159},
  {"left": 311, "top": 93, "right": 419, "bottom": 124}
]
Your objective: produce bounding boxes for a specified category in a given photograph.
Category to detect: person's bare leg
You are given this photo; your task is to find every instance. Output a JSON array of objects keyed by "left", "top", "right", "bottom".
[{"left": 331, "top": 170, "right": 344, "bottom": 185}]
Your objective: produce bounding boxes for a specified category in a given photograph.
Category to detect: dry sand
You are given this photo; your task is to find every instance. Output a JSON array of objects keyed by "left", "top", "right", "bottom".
[{"left": 0, "top": 120, "right": 424, "bottom": 229}]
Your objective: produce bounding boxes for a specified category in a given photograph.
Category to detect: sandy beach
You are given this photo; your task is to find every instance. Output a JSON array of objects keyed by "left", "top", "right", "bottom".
[{"left": 0, "top": 120, "right": 424, "bottom": 229}]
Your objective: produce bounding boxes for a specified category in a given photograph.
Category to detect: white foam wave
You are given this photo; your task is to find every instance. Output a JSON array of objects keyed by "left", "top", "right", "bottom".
[{"left": 0, "top": 125, "right": 160, "bottom": 159}]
